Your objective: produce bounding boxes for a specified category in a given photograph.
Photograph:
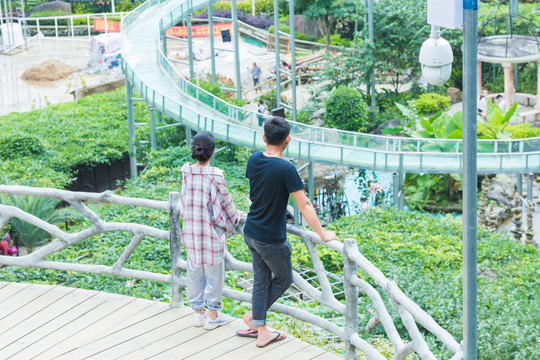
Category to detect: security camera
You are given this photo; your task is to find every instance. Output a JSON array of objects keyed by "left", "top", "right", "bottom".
[{"left": 419, "top": 34, "right": 453, "bottom": 86}]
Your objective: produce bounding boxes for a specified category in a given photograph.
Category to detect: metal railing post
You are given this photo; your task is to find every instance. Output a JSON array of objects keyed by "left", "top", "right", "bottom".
[
  {"left": 232, "top": 0, "right": 241, "bottom": 99},
  {"left": 169, "top": 192, "right": 184, "bottom": 307},
  {"left": 308, "top": 162, "right": 314, "bottom": 204},
  {"left": 208, "top": 1, "right": 216, "bottom": 86},
  {"left": 289, "top": 0, "right": 296, "bottom": 122},
  {"left": 526, "top": 173, "right": 533, "bottom": 201},
  {"left": 149, "top": 106, "right": 157, "bottom": 150},
  {"left": 517, "top": 173, "right": 523, "bottom": 197},
  {"left": 126, "top": 80, "right": 138, "bottom": 178},
  {"left": 273, "top": 0, "right": 281, "bottom": 108},
  {"left": 343, "top": 238, "right": 358, "bottom": 359},
  {"left": 187, "top": 14, "right": 194, "bottom": 79}
]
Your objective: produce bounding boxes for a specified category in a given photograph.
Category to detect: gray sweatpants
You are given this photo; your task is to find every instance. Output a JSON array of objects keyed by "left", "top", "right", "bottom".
[{"left": 186, "top": 257, "right": 225, "bottom": 312}]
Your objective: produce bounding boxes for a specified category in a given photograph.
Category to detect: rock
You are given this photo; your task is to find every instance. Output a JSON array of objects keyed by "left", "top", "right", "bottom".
[
  {"left": 32, "top": 1, "right": 71, "bottom": 15},
  {"left": 487, "top": 174, "right": 516, "bottom": 209},
  {"left": 488, "top": 189, "right": 514, "bottom": 209},
  {"left": 491, "top": 174, "right": 515, "bottom": 198}
]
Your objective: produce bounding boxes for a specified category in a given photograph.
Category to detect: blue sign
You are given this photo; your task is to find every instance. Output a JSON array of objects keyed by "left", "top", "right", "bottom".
[{"left": 464, "top": 0, "right": 478, "bottom": 10}]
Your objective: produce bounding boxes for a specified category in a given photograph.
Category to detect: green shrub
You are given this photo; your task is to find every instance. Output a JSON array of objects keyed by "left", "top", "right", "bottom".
[
  {"left": 0, "top": 195, "right": 82, "bottom": 253},
  {"left": 317, "top": 33, "right": 352, "bottom": 47},
  {"left": 0, "top": 135, "right": 44, "bottom": 159},
  {"left": 507, "top": 123, "right": 540, "bottom": 139},
  {"left": 29, "top": 10, "right": 69, "bottom": 26},
  {"left": 0, "top": 89, "right": 134, "bottom": 187},
  {"left": 268, "top": 24, "right": 317, "bottom": 42},
  {"left": 259, "top": 89, "right": 289, "bottom": 111},
  {"left": 413, "top": 93, "right": 450, "bottom": 115},
  {"left": 29, "top": 10, "right": 68, "bottom": 18},
  {"left": 325, "top": 86, "right": 370, "bottom": 132}
]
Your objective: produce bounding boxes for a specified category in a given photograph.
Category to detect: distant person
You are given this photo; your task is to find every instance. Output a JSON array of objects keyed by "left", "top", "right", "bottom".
[
  {"left": 477, "top": 92, "right": 488, "bottom": 119},
  {"left": 496, "top": 94, "right": 506, "bottom": 112},
  {"left": 248, "top": 62, "right": 262, "bottom": 93},
  {"left": 180, "top": 132, "right": 242, "bottom": 330},
  {"left": 237, "top": 116, "right": 339, "bottom": 347},
  {"left": 257, "top": 99, "right": 266, "bottom": 126}
]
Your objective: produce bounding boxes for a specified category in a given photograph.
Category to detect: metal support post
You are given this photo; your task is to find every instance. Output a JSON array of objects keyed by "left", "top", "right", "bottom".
[
  {"left": 273, "top": 0, "right": 281, "bottom": 109},
  {"left": 208, "top": 1, "right": 216, "bottom": 86},
  {"left": 510, "top": 0, "right": 519, "bottom": 89},
  {"left": 187, "top": 14, "right": 194, "bottom": 79},
  {"left": 293, "top": 200, "right": 300, "bottom": 226},
  {"left": 343, "top": 238, "right": 358, "bottom": 359},
  {"left": 393, "top": 172, "right": 400, "bottom": 209},
  {"left": 289, "top": 0, "right": 297, "bottom": 122},
  {"left": 162, "top": 24, "right": 168, "bottom": 57},
  {"left": 186, "top": 127, "right": 192, "bottom": 145},
  {"left": 232, "top": 0, "right": 242, "bottom": 99},
  {"left": 308, "top": 162, "right": 314, "bottom": 204},
  {"left": 169, "top": 192, "right": 184, "bottom": 307},
  {"left": 463, "top": 2, "right": 478, "bottom": 359},
  {"left": 517, "top": 173, "right": 523, "bottom": 197},
  {"left": 527, "top": 173, "right": 533, "bottom": 201},
  {"left": 368, "top": 0, "right": 376, "bottom": 109},
  {"left": 394, "top": 155, "right": 404, "bottom": 210},
  {"left": 149, "top": 107, "right": 157, "bottom": 150},
  {"left": 126, "top": 81, "right": 138, "bottom": 178}
]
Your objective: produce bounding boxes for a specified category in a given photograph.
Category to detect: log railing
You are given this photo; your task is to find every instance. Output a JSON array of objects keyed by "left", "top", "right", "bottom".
[{"left": 0, "top": 185, "right": 462, "bottom": 359}]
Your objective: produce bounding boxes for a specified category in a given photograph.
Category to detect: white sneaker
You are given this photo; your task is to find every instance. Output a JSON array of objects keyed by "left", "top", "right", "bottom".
[
  {"left": 204, "top": 312, "right": 232, "bottom": 330},
  {"left": 193, "top": 310, "right": 207, "bottom": 327}
]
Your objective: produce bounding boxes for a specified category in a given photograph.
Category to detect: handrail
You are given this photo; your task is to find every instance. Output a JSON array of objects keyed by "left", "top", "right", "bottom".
[{"left": 0, "top": 185, "right": 462, "bottom": 359}]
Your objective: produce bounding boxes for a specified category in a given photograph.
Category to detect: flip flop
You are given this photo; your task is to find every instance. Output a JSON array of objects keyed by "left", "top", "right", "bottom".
[
  {"left": 236, "top": 328, "right": 259, "bottom": 338},
  {"left": 256, "top": 331, "right": 286, "bottom": 348}
]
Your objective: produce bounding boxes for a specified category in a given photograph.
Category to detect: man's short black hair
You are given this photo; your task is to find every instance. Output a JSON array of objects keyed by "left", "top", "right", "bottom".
[
  {"left": 264, "top": 116, "right": 290, "bottom": 145},
  {"left": 496, "top": 94, "right": 503, "bottom": 99}
]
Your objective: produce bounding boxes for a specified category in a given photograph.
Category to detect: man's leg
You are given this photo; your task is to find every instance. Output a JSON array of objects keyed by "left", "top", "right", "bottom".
[
  {"left": 245, "top": 235, "right": 273, "bottom": 326},
  {"left": 264, "top": 240, "right": 293, "bottom": 310},
  {"left": 244, "top": 235, "right": 292, "bottom": 346}
]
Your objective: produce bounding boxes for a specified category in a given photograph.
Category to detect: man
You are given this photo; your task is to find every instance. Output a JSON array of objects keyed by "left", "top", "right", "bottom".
[
  {"left": 237, "top": 116, "right": 339, "bottom": 347},
  {"left": 496, "top": 94, "right": 506, "bottom": 112},
  {"left": 248, "top": 62, "right": 262, "bottom": 93}
]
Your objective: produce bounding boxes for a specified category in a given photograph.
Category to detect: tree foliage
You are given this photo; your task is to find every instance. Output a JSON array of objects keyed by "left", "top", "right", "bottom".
[
  {"left": 324, "top": 86, "right": 370, "bottom": 132},
  {"left": 357, "top": 0, "right": 430, "bottom": 93},
  {"left": 295, "top": 0, "right": 356, "bottom": 51}
]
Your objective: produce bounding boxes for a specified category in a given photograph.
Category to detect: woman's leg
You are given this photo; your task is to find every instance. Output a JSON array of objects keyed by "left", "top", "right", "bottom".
[{"left": 186, "top": 257, "right": 206, "bottom": 311}]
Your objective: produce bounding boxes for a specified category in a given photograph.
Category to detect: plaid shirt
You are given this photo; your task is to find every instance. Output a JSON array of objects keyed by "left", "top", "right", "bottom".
[{"left": 180, "top": 163, "right": 240, "bottom": 266}]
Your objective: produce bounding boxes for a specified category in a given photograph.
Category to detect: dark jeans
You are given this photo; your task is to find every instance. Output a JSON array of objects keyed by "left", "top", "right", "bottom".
[{"left": 244, "top": 234, "right": 293, "bottom": 326}]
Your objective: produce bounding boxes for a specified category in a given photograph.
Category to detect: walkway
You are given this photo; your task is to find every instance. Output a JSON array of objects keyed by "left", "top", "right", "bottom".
[
  {"left": 0, "top": 282, "right": 339, "bottom": 359},
  {"left": 121, "top": 0, "right": 540, "bottom": 175}
]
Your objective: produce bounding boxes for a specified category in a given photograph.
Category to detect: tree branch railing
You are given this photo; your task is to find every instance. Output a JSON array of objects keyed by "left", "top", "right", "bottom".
[{"left": 0, "top": 185, "right": 462, "bottom": 359}]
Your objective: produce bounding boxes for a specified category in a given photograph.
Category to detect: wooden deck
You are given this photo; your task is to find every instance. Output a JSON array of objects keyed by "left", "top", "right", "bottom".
[{"left": 0, "top": 282, "right": 340, "bottom": 359}]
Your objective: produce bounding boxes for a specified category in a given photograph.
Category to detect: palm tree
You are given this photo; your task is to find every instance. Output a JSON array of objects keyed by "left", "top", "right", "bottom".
[{"left": 1, "top": 195, "right": 81, "bottom": 253}]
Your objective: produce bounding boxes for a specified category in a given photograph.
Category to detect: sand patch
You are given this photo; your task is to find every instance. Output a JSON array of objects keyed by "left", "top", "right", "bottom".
[{"left": 21, "top": 59, "right": 80, "bottom": 82}]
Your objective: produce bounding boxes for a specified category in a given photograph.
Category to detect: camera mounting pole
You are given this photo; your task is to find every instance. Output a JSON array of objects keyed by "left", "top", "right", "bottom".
[{"left": 462, "top": 1, "right": 478, "bottom": 359}]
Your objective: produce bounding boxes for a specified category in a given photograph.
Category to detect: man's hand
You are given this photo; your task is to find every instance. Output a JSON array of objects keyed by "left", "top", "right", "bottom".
[{"left": 320, "top": 230, "right": 339, "bottom": 242}]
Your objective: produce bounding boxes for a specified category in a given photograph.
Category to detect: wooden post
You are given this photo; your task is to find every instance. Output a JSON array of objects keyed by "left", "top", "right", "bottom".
[
  {"left": 169, "top": 192, "right": 184, "bottom": 307},
  {"left": 343, "top": 238, "right": 358, "bottom": 359}
]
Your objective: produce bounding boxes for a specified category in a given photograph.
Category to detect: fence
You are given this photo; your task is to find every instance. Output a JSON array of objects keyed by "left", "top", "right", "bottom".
[
  {"left": 8, "top": 12, "right": 129, "bottom": 39},
  {"left": 0, "top": 185, "right": 462, "bottom": 359}
]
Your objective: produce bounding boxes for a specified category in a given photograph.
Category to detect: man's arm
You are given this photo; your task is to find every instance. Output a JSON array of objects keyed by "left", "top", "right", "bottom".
[{"left": 292, "top": 189, "right": 339, "bottom": 242}]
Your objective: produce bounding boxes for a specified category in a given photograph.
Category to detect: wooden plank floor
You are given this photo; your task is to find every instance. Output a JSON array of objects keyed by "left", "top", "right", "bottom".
[{"left": 0, "top": 282, "right": 340, "bottom": 360}]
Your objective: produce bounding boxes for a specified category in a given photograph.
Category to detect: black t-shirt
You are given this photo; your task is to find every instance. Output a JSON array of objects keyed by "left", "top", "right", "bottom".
[{"left": 244, "top": 152, "right": 304, "bottom": 243}]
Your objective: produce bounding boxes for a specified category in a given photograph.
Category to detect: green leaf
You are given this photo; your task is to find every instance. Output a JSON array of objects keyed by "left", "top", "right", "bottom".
[{"left": 381, "top": 127, "right": 404, "bottom": 135}]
